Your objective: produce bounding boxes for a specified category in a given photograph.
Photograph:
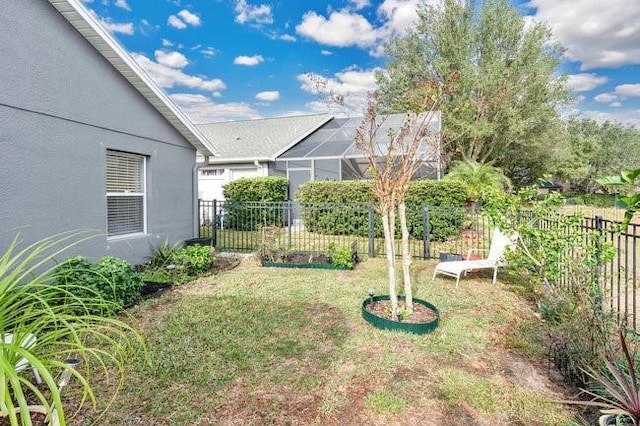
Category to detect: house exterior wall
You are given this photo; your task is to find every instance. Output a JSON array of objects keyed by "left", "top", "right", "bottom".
[
  {"left": 0, "top": 1, "right": 198, "bottom": 264},
  {"left": 198, "top": 162, "right": 269, "bottom": 200}
]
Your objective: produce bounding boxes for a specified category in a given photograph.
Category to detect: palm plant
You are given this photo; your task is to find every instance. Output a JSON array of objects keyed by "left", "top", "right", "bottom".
[
  {"left": 445, "top": 158, "right": 512, "bottom": 204},
  {"left": 1, "top": 231, "right": 141, "bottom": 425}
]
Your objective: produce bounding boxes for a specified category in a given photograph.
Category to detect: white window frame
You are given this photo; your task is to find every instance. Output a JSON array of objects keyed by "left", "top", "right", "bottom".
[{"left": 106, "top": 150, "right": 147, "bottom": 238}]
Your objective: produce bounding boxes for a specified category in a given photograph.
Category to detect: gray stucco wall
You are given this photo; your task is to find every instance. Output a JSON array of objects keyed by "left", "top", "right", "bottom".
[{"left": 0, "top": 1, "right": 199, "bottom": 265}]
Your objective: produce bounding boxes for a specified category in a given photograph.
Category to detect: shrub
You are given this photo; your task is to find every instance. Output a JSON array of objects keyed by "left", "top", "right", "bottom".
[
  {"left": 55, "top": 256, "right": 142, "bottom": 313},
  {"left": 171, "top": 244, "right": 213, "bottom": 279},
  {"left": 297, "top": 180, "right": 467, "bottom": 240},
  {"left": 328, "top": 243, "right": 357, "bottom": 269},
  {"left": 223, "top": 177, "right": 289, "bottom": 230}
]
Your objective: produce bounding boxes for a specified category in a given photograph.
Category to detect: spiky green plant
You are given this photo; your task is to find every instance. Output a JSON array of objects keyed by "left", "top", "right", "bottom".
[
  {"left": 0, "top": 231, "right": 142, "bottom": 425},
  {"left": 562, "top": 330, "right": 640, "bottom": 425}
]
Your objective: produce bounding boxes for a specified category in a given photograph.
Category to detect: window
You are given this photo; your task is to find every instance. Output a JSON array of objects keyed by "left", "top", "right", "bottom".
[
  {"left": 106, "top": 150, "right": 146, "bottom": 237},
  {"left": 200, "top": 169, "right": 223, "bottom": 177}
]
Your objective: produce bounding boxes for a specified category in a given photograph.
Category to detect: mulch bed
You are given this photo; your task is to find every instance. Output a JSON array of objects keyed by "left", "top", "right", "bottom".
[
  {"left": 1, "top": 411, "right": 47, "bottom": 426},
  {"left": 365, "top": 299, "right": 438, "bottom": 323}
]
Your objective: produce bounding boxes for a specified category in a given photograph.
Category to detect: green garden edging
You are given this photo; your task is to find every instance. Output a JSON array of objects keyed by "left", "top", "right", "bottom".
[
  {"left": 362, "top": 295, "right": 439, "bottom": 335},
  {"left": 261, "top": 261, "right": 352, "bottom": 270}
]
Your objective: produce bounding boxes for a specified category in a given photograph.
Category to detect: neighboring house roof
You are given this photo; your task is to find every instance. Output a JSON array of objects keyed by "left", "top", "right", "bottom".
[
  {"left": 196, "top": 114, "right": 333, "bottom": 163},
  {"left": 48, "top": 0, "right": 217, "bottom": 157},
  {"left": 279, "top": 112, "right": 442, "bottom": 160}
]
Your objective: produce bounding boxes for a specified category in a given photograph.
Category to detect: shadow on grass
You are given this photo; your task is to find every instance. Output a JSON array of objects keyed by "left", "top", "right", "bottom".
[{"left": 73, "top": 294, "right": 350, "bottom": 425}]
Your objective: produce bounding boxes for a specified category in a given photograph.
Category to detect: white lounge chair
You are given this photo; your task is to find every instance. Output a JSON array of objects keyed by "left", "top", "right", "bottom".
[
  {"left": 432, "top": 227, "right": 518, "bottom": 288},
  {"left": 4, "top": 332, "right": 42, "bottom": 384}
]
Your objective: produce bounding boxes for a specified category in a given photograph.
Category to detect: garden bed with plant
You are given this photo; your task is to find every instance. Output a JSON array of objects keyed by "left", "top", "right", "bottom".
[{"left": 261, "top": 249, "right": 356, "bottom": 270}]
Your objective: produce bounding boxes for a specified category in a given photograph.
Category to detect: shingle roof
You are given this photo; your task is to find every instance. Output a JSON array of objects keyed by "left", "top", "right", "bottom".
[
  {"left": 48, "top": 0, "right": 218, "bottom": 157},
  {"left": 196, "top": 114, "right": 333, "bottom": 163}
]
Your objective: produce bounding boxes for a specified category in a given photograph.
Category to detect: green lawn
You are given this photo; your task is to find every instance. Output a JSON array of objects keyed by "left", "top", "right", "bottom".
[{"left": 68, "top": 257, "right": 578, "bottom": 425}]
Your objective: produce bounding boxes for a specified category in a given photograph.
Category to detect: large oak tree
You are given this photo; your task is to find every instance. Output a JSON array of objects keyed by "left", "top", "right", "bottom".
[{"left": 377, "top": 0, "right": 569, "bottom": 185}]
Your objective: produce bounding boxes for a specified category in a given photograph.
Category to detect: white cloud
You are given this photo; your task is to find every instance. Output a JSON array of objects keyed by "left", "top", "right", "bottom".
[
  {"left": 294, "top": 1, "right": 422, "bottom": 56},
  {"left": 579, "top": 108, "right": 640, "bottom": 128},
  {"left": 295, "top": 10, "right": 377, "bottom": 48},
  {"left": 279, "top": 34, "right": 296, "bottom": 42},
  {"left": 594, "top": 93, "right": 618, "bottom": 103},
  {"left": 167, "top": 15, "right": 187, "bottom": 29},
  {"left": 235, "top": 0, "right": 274, "bottom": 25},
  {"left": 528, "top": 0, "right": 640, "bottom": 69},
  {"left": 201, "top": 47, "right": 216, "bottom": 58},
  {"left": 255, "top": 91, "right": 280, "bottom": 102},
  {"left": 161, "top": 38, "right": 173, "bottom": 47},
  {"left": 297, "top": 67, "right": 381, "bottom": 116},
  {"left": 233, "top": 55, "right": 264, "bottom": 66},
  {"left": 154, "top": 50, "right": 188, "bottom": 69},
  {"left": 321, "top": 50, "right": 333, "bottom": 56},
  {"left": 132, "top": 53, "right": 226, "bottom": 93},
  {"left": 566, "top": 73, "right": 608, "bottom": 92},
  {"left": 177, "top": 10, "right": 201, "bottom": 26},
  {"left": 169, "top": 93, "right": 260, "bottom": 123},
  {"left": 350, "top": 0, "right": 371, "bottom": 9},
  {"left": 615, "top": 83, "right": 640, "bottom": 97},
  {"left": 114, "top": 0, "right": 131, "bottom": 11},
  {"left": 168, "top": 9, "right": 201, "bottom": 29},
  {"left": 610, "top": 102, "right": 623, "bottom": 107},
  {"left": 90, "top": 10, "right": 134, "bottom": 35},
  {"left": 376, "top": 0, "right": 422, "bottom": 39}
]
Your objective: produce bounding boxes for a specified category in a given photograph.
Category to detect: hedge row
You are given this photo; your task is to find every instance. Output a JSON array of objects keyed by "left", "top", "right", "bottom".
[
  {"left": 297, "top": 180, "right": 468, "bottom": 240},
  {"left": 223, "top": 177, "right": 289, "bottom": 230}
]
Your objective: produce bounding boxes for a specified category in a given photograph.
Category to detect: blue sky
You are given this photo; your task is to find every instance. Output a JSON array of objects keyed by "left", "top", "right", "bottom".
[{"left": 85, "top": 0, "right": 640, "bottom": 127}]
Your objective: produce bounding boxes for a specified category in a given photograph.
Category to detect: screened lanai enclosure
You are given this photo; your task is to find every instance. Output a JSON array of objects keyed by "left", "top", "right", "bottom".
[
  {"left": 274, "top": 112, "right": 443, "bottom": 198},
  {"left": 195, "top": 111, "right": 443, "bottom": 201}
]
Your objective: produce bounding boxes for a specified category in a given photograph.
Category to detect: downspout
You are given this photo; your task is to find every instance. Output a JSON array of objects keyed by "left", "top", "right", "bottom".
[{"left": 193, "top": 155, "right": 210, "bottom": 237}]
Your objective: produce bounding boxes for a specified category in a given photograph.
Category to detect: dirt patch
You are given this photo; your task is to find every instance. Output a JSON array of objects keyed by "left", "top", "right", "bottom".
[
  {"left": 0, "top": 411, "right": 47, "bottom": 426},
  {"left": 212, "top": 255, "right": 241, "bottom": 272}
]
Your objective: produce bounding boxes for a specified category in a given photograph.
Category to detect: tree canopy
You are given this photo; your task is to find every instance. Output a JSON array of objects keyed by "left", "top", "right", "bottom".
[
  {"left": 376, "top": 0, "right": 569, "bottom": 186},
  {"left": 553, "top": 117, "right": 640, "bottom": 192}
]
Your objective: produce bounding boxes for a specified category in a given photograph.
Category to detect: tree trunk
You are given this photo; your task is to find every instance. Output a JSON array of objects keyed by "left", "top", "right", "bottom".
[
  {"left": 398, "top": 202, "right": 413, "bottom": 314},
  {"left": 381, "top": 206, "right": 399, "bottom": 319}
]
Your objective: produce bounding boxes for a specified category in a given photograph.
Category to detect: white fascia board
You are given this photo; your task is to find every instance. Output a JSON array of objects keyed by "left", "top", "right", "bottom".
[{"left": 48, "top": 0, "right": 218, "bottom": 157}]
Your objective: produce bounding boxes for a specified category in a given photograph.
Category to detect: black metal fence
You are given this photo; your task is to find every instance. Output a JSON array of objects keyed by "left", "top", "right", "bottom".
[
  {"left": 198, "top": 199, "right": 492, "bottom": 260},
  {"left": 199, "top": 199, "right": 640, "bottom": 331},
  {"left": 592, "top": 218, "right": 640, "bottom": 331}
]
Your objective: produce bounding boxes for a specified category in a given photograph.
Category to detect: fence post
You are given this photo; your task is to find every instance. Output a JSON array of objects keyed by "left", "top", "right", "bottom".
[
  {"left": 368, "top": 203, "right": 375, "bottom": 257},
  {"left": 287, "top": 200, "right": 293, "bottom": 251},
  {"left": 594, "top": 215, "right": 604, "bottom": 313},
  {"left": 423, "top": 206, "right": 430, "bottom": 260},
  {"left": 212, "top": 199, "right": 217, "bottom": 248}
]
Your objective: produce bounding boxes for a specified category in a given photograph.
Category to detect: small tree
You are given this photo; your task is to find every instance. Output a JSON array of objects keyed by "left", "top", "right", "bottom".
[
  {"left": 598, "top": 168, "right": 640, "bottom": 227},
  {"left": 356, "top": 88, "right": 441, "bottom": 318}
]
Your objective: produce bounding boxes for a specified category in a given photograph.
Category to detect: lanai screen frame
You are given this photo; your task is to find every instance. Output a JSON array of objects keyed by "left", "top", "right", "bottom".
[{"left": 276, "top": 112, "right": 443, "bottom": 183}]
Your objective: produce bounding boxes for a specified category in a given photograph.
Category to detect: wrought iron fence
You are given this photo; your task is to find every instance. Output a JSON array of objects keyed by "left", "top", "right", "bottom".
[
  {"left": 199, "top": 199, "right": 640, "bottom": 331},
  {"left": 198, "top": 200, "right": 491, "bottom": 260}
]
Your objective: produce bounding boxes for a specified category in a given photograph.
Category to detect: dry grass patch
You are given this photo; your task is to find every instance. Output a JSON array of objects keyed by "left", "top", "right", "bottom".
[{"left": 66, "top": 257, "right": 577, "bottom": 425}]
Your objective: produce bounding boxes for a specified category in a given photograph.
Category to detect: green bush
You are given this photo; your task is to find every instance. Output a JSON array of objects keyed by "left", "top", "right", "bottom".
[
  {"left": 223, "top": 177, "right": 289, "bottom": 230},
  {"left": 328, "top": 244, "right": 357, "bottom": 269},
  {"left": 297, "top": 180, "right": 467, "bottom": 240},
  {"left": 171, "top": 244, "right": 213, "bottom": 279},
  {"left": 55, "top": 256, "right": 142, "bottom": 313}
]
